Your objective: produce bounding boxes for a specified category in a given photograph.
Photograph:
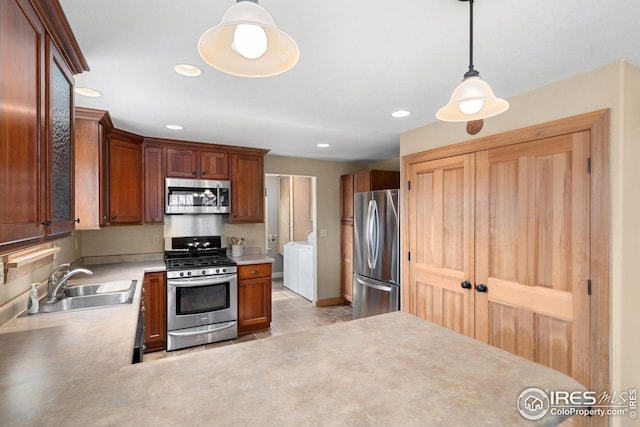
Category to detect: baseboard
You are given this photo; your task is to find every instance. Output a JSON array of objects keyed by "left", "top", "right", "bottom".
[
  {"left": 313, "top": 296, "right": 346, "bottom": 307},
  {"left": 271, "top": 272, "right": 283, "bottom": 279}
]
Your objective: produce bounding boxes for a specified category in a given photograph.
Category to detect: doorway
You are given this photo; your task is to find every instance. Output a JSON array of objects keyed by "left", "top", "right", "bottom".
[{"left": 264, "top": 174, "right": 317, "bottom": 301}]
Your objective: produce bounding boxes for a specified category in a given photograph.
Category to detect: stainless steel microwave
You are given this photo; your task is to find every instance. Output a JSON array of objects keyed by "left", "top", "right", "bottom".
[{"left": 165, "top": 178, "right": 231, "bottom": 214}]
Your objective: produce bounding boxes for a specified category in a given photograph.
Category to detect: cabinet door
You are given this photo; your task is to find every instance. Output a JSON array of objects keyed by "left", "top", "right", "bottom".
[
  {"left": 340, "top": 224, "right": 353, "bottom": 303},
  {"left": 407, "top": 154, "right": 475, "bottom": 337},
  {"left": 74, "top": 117, "right": 101, "bottom": 229},
  {"left": 143, "top": 145, "right": 164, "bottom": 224},
  {"left": 200, "top": 151, "right": 229, "bottom": 179},
  {"left": 109, "top": 137, "right": 142, "bottom": 223},
  {"left": 340, "top": 174, "right": 354, "bottom": 224},
  {"left": 46, "top": 41, "right": 75, "bottom": 237},
  {"left": 353, "top": 171, "right": 371, "bottom": 193},
  {"left": 474, "top": 133, "right": 591, "bottom": 384},
  {"left": 143, "top": 272, "right": 166, "bottom": 352},
  {"left": 166, "top": 148, "right": 197, "bottom": 178},
  {"left": 0, "top": 0, "right": 46, "bottom": 247},
  {"left": 230, "top": 153, "right": 264, "bottom": 223},
  {"left": 238, "top": 276, "right": 272, "bottom": 334}
]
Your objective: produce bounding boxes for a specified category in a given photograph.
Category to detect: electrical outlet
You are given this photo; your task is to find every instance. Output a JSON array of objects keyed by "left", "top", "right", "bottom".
[
  {"left": 153, "top": 234, "right": 159, "bottom": 244},
  {"left": 241, "top": 232, "right": 248, "bottom": 240},
  {"left": 320, "top": 229, "right": 328, "bottom": 238}
]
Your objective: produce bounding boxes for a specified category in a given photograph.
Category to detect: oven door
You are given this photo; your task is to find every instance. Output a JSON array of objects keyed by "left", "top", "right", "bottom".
[{"left": 167, "top": 273, "right": 238, "bottom": 331}]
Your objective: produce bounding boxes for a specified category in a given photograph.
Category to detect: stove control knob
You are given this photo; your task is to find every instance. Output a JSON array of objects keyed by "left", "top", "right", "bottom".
[
  {"left": 179, "top": 272, "right": 184, "bottom": 277},
  {"left": 202, "top": 270, "right": 206, "bottom": 275},
  {"left": 187, "top": 271, "right": 192, "bottom": 276},
  {"left": 215, "top": 268, "right": 220, "bottom": 274},
  {"left": 223, "top": 268, "right": 227, "bottom": 273}
]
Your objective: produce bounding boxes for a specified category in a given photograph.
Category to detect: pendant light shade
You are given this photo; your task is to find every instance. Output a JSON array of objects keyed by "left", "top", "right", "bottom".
[
  {"left": 436, "top": 74, "right": 509, "bottom": 122},
  {"left": 198, "top": 1, "right": 299, "bottom": 78},
  {"left": 436, "top": 0, "right": 508, "bottom": 122}
]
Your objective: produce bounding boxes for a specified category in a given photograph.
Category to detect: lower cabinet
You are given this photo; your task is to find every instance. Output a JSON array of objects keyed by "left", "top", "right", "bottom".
[
  {"left": 238, "top": 263, "right": 272, "bottom": 335},
  {"left": 143, "top": 271, "right": 166, "bottom": 352}
]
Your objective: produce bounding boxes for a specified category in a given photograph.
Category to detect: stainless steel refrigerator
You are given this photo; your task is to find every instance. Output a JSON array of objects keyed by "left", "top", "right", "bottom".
[{"left": 353, "top": 189, "right": 400, "bottom": 319}]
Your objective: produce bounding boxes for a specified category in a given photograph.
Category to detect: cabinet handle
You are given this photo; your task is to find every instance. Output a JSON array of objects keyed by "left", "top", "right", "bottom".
[
  {"left": 475, "top": 284, "right": 488, "bottom": 293},
  {"left": 41, "top": 220, "right": 52, "bottom": 226},
  {"left": 75, "top": 218, "right": 80, "bottom": 223},
  {"left": 460, "top": 281, "right": 472, "bottom": 289},
  {"left": 251, "top": 269, "right": 258, "bottom": 274},
  {"left": 192, "top": 171, "right": 196, "bottom": 176},
  {"left": 111, "top": 215, "right": 117, "bottom": 220},
  {"left": 102, "top": 215, "right": 108, "bottom": 220},
  {"left": 239, "top": 284, "right": 243, "bottom": 287},
  {"left": 201, "top": 171, "right": 206, "bottom": 176}
]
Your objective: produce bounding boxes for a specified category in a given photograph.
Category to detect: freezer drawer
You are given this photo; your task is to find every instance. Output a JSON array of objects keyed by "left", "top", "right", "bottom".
[{"left": 353, "top": 274, "right": 399, "bottom": 319}]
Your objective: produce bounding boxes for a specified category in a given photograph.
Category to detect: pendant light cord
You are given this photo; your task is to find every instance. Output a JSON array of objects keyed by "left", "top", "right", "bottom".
[{"left": 464, "top": 0, "right": 479, "bottom": 78}]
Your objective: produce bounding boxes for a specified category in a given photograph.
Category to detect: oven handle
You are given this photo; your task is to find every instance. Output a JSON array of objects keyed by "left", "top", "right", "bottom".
[
  {"left": 167, "top": 321, "right": 237, "bottom": 337},
  {"left": 167, "top": 274, "right": 237, "bottom": 287}
]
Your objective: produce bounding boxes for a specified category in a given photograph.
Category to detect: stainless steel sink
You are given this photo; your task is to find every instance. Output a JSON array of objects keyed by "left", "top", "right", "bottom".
[{"left": 34, "top": 280, "right": 137, "bottom": 314}]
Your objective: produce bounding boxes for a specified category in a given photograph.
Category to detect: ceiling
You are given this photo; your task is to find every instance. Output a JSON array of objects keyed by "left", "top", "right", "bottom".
[{"left": 59, "top": 0, "right": 640, "bottom": 163}]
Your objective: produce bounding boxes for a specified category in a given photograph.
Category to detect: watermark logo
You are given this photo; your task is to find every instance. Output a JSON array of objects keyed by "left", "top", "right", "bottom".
[
  {"left": 517, "top": 387, "right": 550, "bottom": 420},
  {"left": 517, "top": 387, "right": 637, "bottom": 420}
]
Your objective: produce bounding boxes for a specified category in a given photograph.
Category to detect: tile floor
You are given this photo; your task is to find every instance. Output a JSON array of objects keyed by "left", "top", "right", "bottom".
[{"left": 144, "top": 278, "right": 353, "bottom": 362}]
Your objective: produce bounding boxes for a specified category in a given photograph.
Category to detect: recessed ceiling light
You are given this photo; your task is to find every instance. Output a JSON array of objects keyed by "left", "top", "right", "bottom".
[
  {"left": 391, "top": 110, "right": 411, "bottom": 118},
  {"left": 74, "top": 87, "right": 102, "bottom": 98},
  {"left": 317, "top": 143, "right": 330, "bottom": 148},
  {"left": 166, "top": 124, "right": 184, "bottom": 130},
  {"left": 174, "top": 64, "right": 202, "bottom": 77}
]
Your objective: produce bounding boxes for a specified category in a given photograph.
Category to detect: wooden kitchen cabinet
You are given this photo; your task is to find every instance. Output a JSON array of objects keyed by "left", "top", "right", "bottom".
[
  {"left": 143, "top": 145, "right": 164, "bottom": 224},
  {"left": 143, "top": 271, "right": 166, "bottom": 352},
  {"left": 74, "top": 108, "right": 112, "bottom": 229},
  {"left": 108, "top": 130, "right": 143, "bottom": 224},
  {"left": 340, "top": 174, "right": 354, "bottom": 224},
  {"left": 353, "top": 169, "right": 400, "bottom": 193},
  {"left": 230, "top": 153, "right": 265, "bottom": 223},
  {"left": 238, "top": 263, "right": 272, "bottom": 335},
  {"left": 166, "top": 147, "right": 229, "bottom": 180},
  {"left": 0, "top": 0, "right": 87, "bottom": 251},
  {"left": 340, "top": 224, "right": 354, "bottom": 303}
]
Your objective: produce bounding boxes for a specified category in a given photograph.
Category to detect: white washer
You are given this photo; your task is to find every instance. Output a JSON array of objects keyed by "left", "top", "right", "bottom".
[
  {"left": 283, "top": 242, "right": 298, "bottom": 293},
  {"left": 295, "top": 242, "right": 314, "bottom": 301}
]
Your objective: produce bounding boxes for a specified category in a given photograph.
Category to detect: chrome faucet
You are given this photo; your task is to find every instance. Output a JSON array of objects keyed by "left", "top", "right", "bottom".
[{"left": 47, "top": 266, "right": 93, "bottom": 303}]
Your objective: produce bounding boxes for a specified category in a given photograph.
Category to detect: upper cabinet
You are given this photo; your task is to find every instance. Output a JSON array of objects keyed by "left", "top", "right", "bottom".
[
  {"left": 0, "top": 0, "right": 47, "bottom": 247},
  {"left": 46, "top": 41, "right": 76, "bottom": 237},
  {"left": 108, "top": 131, "right": 143, "bottom": 224},
  {"left": 143, "top": 144, "right": 164, "bottom": 224},
  {"left": 353, "top": 169, "right": 400, "bottom": 193},
  {"left": 230, "top": 153, "right": 266, "bottom": 223},
  {"left": 0, "top": 0, "right": 88, "bottom": 252},
  {"left": 166, "top": 148, "right": 229, "bottom": 180},
  {"left": 74, "top": 108, "right": 112, "bottom": 229}
]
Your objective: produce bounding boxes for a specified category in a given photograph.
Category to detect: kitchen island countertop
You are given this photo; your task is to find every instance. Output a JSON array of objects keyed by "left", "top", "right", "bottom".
[{"left": 0, "top": 260, "right": 583, "bottom": 427}]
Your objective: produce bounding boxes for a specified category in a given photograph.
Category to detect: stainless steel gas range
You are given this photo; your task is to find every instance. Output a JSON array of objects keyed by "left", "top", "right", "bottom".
[{"left": 164, "top": 236, "right": 237, "bottom": 351}]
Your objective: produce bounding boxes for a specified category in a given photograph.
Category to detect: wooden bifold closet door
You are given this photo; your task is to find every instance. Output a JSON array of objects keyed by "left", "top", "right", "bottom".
[{"left": 408, "top": 130, "right": 592, "bottom": 387}]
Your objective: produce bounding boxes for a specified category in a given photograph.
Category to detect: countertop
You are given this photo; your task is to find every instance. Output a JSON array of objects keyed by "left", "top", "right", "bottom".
[
  {"left": 0, "top": 261, "right": 583, "bottom": 426},
  {"left": 228, "top": 254, "right": 274, "bottom": 265}
]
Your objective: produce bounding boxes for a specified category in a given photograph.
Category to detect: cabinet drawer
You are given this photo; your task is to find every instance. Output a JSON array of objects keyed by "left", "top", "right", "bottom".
[{"left": 238, "top": 263, "right": 272, "bottom": 280}]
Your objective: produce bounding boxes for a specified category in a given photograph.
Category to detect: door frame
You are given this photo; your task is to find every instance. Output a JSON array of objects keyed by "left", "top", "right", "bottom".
[{"left": 401, "top": 109, "right": 610, "bottom": 394}]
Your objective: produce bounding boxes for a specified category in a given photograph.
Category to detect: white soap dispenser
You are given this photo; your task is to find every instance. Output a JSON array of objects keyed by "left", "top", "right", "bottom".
[{"left": 27, "top": 283, "right": 39, "bottom": 315}]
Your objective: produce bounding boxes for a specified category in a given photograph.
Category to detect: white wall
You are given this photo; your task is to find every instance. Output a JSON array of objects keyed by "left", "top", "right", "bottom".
[{"left": 400, "top": 61, "right": 639, "bottom": 426}]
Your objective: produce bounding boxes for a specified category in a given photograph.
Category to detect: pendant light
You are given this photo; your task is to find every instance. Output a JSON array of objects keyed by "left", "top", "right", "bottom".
[
  {"left": 198, "top": 0, "right": 299, "bottom": 78},
  {"left": 436, "top": 0, "right": 508, "bottom": 122}
]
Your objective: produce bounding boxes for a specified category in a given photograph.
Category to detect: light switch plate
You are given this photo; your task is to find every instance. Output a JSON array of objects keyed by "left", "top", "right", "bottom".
[{"left": 320, "top": 229, "right": 328, "bottom": 238}]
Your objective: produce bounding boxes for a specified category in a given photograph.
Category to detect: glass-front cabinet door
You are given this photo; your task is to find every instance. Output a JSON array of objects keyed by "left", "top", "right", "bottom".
[{"left": 46, "top": 40, "right": 76, "bottom": 237}]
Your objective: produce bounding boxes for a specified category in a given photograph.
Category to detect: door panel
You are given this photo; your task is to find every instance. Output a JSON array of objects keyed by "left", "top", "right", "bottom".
[
  {"left": 408, "top": 154, "right": 474, "bottom": 337},
  {"left": 475, "top": 132, "right": 591, "bottom": 385}
]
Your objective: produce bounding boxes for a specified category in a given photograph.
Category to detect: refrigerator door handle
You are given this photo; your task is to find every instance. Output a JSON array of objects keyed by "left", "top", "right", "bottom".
[
  {"left": 366, "top": 199, "right": 379, "bottom": 270},
  {"left": 356, "top": 275, "right": 394, "bottom": 293}
]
